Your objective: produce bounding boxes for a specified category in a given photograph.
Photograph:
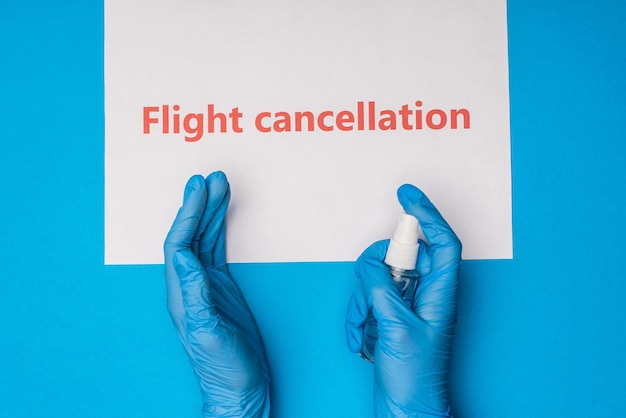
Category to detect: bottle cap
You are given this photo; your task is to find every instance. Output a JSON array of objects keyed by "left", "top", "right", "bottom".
[{"left": 384, "top": 213, "right": 420, "bottom": 271}]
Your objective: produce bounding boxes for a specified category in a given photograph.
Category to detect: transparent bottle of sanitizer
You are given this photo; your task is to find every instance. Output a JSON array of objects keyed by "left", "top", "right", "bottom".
[{"left": 360, "top": 213, "right": 420, "bottom": 363}]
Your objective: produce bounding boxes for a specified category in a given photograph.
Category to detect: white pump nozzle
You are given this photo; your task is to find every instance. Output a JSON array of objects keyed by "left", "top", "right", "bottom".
[{"left": 384, "top": 213, "right": 420, "bottom": 271}]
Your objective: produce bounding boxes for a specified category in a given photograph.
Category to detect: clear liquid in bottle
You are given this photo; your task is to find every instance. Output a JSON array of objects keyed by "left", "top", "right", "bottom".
[
  {"left": 359, "top": 213, "right": 420, "bottom": 363},
  {"left": 359, "top": 267, "right": 419, "bottom": 362}
]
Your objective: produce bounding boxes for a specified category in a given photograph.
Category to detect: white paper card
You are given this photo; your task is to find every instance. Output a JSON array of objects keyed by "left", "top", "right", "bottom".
[{"left": 105, "top": 0, "right": 512, "bottom": 264}]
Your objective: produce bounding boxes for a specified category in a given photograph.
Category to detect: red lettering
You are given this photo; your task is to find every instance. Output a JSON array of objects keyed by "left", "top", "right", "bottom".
[
  {"left": 255, "top": 112, "right": 271, "bottom": 133},
  {"left": 183, "top": 113, "right": 204, "bottom": 142},
  {"left": 414, "top": 101, "right": 423, "bottom": 130},
  {"left": 295, "top": 111, "right": 314, "bottom": 131},
  {"left": 274, "top": 112, "right": 291, "bottom": 132},
  {"left": 143, "top": 106, "right": 159, "bottom": 134},
  {"left": 336, "top": 110, "right": 354, "bottom": 131},
  {"left": 163, "top": 105, "right": 169, "bottom": 133},
  {"left": 399, "top": 104, "right": 413, "bottom": 130},
  {"left": 357, "top": 101, "right": 364, "bottom": 131},
  {"left": 368, "top": 101, "right": 375, "bottom": 130},
  {"left": 208, "top": 104, "right": 227, "bottom": 133},
  {"left": 173, "top": 105, "right": 181, "bottom": 134},
  {"left": 451, "top": 109, "right": 470, "bottom": 129},
  {"left": 379, "top": 110, "right": 396, "bottom": 130},
  {"left": 426, "top": 109, "right": 447, "bottom": 130},
  {"left": 318, "top": 111, "right": 334, "bottom": 131},
  {"left": 229, "top": 107, "right": 244, "bottom": 133},
  {"left": 142, "top": 101, "right": 470, "bottom": 138}
]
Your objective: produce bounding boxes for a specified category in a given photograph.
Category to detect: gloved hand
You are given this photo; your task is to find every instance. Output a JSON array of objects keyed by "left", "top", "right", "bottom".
[
  {"left": 345, "top": 184, "right": 461, "bottom": 418},
  {"left": 164, "top": 171, "right": 270, "bottom": 418}
]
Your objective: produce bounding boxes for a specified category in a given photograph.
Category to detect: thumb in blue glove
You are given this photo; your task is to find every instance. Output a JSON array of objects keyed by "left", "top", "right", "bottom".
[
  {"left": 164, "top": 172, "right": 270, "bottom": 418},
  {"left": 345, "top": 184, "right": 461, "bottom": 418}
]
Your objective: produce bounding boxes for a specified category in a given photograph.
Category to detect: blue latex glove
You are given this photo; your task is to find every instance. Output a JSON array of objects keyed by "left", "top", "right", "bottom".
[
  {"left": 345, "top": 184, "right": 461, "bottom": 418},
  {"left": 164, "top": 172, "right": 270, "bottom": 418}
]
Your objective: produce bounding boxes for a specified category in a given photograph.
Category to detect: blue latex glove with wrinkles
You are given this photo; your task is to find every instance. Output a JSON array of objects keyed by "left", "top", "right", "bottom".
[
  {"left": 164, "top": 172, "right": 270, "bottom": 418},
  {"left": 346, "top": 184, "right": 461, "bottom": 418}
]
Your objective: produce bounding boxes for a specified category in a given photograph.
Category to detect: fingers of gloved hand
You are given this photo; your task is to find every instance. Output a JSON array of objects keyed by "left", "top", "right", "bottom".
[
  {"left": 165, "top": 175, "right": 208, "bottom": 256},
  {"left": 414, "top": 243, "right": 459, "bottom": 335},
  {"left": 345, "top": 285, "right": 369, "bottom": 353},
  {"left": 355, "top": 240, "right": 388, "bottom": 276},
  {"left": 212, "top": 219, "right": 229, "bottom": 275},
  {"left": 164, "top": 175, "right": 208, "bottom": 328},
  {"left": 208, "top": 268, "right": 265, "bottom": 347},
  {"left": 173, "top": 250, "right": 220, "bottom": 332},
  {"left": 354, "top": 240, "right": 393, "bottom": 295},
  {"left": 415, "top": 238, "right": 433, "bottom": 279},
  {"left": 397, "top": 184, "right": 461, "bottom": 272},
  {"left": 413, "top": 265, "right": 459, "bottom": 336},
  {"left": 354, "top": 240, "right": 414, "bottom": 324},
  {"left": 197, "top": 171, "right": 230, "bottom": 268},
  {"left": 397, "top": 185, "right": 460, "bottom": 335}
]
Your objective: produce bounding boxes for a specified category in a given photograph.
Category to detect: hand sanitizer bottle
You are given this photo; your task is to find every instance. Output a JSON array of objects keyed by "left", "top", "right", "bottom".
[{"left": 359, "top": 213, "right": 420, "bottom": 362}]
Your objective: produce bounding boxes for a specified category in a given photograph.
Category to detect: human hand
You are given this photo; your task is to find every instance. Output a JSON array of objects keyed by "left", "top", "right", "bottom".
[
  {"left": 345, "top": 184, "right": 461, "bottom": 417},
  {"left": 164, "top": 172, "right": 270, "bottom": 418}
]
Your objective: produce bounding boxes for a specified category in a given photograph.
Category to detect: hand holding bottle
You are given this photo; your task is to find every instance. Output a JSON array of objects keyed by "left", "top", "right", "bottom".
[
  {"left": 164, "top": 172, "right": 270, "bottom": 418},
  {"left": 345, "top": 184, "right": 461, "bottom": 417}
]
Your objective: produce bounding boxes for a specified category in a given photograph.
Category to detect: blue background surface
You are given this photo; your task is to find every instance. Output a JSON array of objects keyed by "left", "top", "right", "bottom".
[{"left": 1, "top": 1, "right": 625, "bottom": 417}]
